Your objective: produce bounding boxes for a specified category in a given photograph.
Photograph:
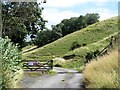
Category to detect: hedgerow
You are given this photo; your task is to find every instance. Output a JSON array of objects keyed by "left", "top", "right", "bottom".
[{"left": 0, "top": 37, "right": 23, "bottom": 89}]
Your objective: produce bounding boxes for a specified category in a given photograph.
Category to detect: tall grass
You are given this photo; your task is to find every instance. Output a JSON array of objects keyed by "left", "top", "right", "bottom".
[{"left": 83, "top": 50, "right": 118, "bottom": 88}]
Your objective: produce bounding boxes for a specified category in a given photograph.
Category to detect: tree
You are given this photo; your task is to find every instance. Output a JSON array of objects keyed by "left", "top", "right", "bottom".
[
  {"left": 74, "top": 15, "right": 87, "bottom": 30},
  {"left": 54, "top": 16, "right": 85, "bottom": 36},
  {"left": 51, "top": 25, "right": 62, "bottom": 38},
  {"left": 60, "top": 18, "right": 75, "bottom": 36},
  {"left": 52, "top": 13, "right": 100, "bottom": 37},
  {"left": 2, "top": 2, "right": 46, "bottom": 48},
  {"left": 35, "top": 28, "right": 62, "bottom": 47},
  {"left": 85, "top": 13, "right": 100, "bottom": 25}
]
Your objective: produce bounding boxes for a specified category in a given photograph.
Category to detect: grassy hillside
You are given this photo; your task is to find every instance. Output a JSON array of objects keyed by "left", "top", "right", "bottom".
[
  {"left": 22, "top": 17, "right": 118, "bottom": 63},
  {"left": 83, "top": 49, "right": 118, "bottom": 88}
]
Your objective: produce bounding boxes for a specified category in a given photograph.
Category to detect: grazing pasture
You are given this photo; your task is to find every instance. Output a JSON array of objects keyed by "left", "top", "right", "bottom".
[{"left": 22, "top": 17, "right": 118, "bottom": 71}]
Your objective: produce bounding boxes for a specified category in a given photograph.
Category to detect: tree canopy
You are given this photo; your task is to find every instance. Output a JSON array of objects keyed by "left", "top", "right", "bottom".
[
  {"left": 55, "top": 13, "right": 100, "bottom": 36},
  {"left": 2, "top": 2, "right": 46, "bottom": 48}
]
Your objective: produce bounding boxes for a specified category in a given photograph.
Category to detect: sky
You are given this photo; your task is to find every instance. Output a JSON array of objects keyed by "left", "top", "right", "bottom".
[{"left": 37, "top": 0, "right": 119, "bottom": 29}]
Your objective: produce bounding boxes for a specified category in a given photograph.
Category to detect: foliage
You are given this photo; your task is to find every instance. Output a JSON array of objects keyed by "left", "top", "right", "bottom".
[
  {"left": 82, "top": 43, "right": 87, "bottom": 46},
  {"left": 54, "top": 13, "right": 99, "bottom": 36},
  {"left": 2, "top": 2, "right": 46, "bottom": 48},
  {"left": 0, "top": 37, "right": 23, "bottom": 88},
  {"left": 35, "top": 29, "right": 62, "bottom": 47},
  {"left": 85, "top": 13, "right": 99, "bottom": 25},
  {"left": 83, "top": 50, "right": 118, "bottom": 88},
  {"left": 53, "top": 58, "right": 66, "bottom": 67},
  {"left": 51, "top": 25, "right": 63, "bottom": 38},
  {"left": 70, "top": 41, "right": 81, "bottom": 51}
]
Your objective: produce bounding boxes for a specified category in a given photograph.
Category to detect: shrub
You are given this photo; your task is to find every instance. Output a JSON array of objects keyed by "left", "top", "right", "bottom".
[
  {"left": 0, "top": 37, "right": 23, "bottom": 89},
  {"left": 53, "top": 58, "right": 66, "bottom": 67},
  {"left": 70, "top": 41, "right": 81, "bottom": 50}
]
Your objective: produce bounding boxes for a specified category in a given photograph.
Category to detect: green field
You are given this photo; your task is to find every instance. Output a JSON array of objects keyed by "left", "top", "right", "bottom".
[{"left": 22, "top": 16, "right": 118, "bottom": 70}]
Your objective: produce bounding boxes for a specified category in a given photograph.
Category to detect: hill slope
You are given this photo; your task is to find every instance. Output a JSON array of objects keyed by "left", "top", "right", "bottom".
[{"left": 22, "top": 16, "right": 118, "bottom": 62}]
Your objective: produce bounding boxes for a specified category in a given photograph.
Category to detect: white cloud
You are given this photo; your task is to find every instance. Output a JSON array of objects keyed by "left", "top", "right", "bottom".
[
  {"left": 38, "top": 0, "right": 118, "bottom": 28},
  {"left": 38, "top": 0, "right": 119, "bottom": 8},
  {"left": 80, "top": 8, "right": 117, "bottom": 20},
  {"left": 99, "top": 11, "right": 117, "bottom": 20},
  {"left": 43, "top": 8, "right": 117, "bottom": 29},
  {"left": 42, "top": 8, "right": 80, "bottom": 29},
  {"left": 40, "top": 0, "right": 87, "bottom": 8}
]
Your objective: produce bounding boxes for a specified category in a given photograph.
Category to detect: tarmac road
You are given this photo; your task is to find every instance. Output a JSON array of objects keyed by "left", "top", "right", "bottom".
[{"left": 21, "top": 67, "right": 84, "bottom": 89}]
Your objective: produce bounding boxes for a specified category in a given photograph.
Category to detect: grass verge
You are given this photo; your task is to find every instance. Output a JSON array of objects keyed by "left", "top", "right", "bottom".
[{"left": 83, "top": 50, "right": 118, "bottom": 88}]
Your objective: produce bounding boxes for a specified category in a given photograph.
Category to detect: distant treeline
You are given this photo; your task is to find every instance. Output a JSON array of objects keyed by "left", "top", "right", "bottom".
[{"left": 34, "top": 13, "right": 100, "bottom": 47}]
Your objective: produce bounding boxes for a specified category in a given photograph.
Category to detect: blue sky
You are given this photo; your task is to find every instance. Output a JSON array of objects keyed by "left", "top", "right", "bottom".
[{"left": 37, "top": 0, "right": 119, "bottom": 29}]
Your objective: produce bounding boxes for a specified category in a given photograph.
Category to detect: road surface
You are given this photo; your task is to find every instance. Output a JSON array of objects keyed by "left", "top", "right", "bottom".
[{"left": 21, "top": 67, "right": 84, "bottom": 88}]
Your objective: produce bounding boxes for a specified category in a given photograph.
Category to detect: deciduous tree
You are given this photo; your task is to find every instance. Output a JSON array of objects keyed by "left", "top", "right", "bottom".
[{"left": 2, "top": 2, "right": 46, "bottom": 48}]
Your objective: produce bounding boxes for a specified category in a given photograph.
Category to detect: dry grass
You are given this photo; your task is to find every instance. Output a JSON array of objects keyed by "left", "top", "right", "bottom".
[
  {"left": 83, "top": 50, "right": 118, "bottom": 88},
  {"left": 24, "top": 71, "right": 43, "bottom": 77},
  {"left": 7, "top": 69, "right": 24, "bottom": 88}
]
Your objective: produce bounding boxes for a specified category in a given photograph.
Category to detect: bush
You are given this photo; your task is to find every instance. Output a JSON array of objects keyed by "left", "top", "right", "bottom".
[
  {"left": 0, "top": 37, "right": 23, "bottom": 89},
  {"left": 53, "top": 58, "right": 66, "bottom": 67},
  {"left": 70, "top": 41, "right": 81, "bottom": 50}
]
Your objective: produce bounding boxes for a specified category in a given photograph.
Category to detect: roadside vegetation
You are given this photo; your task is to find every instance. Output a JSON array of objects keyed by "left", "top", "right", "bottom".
[
  {"left": 83, "top": 49, "right": 118, "bottom": 88},
  {"left": 0, "top": 37, "right": 23, "bottom": 88},
  {"left": 46, "top": 70, "right": 57, "bottom": 75},
  {"left": 1, "top": 2, "right": 46, "bottom": 88}
]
